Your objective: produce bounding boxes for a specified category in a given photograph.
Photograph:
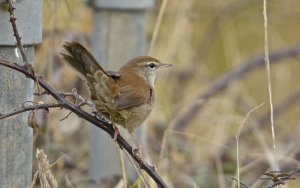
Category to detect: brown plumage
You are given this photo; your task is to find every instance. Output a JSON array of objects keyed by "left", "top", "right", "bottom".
[{"left": 61, "top": 41, "right": 171, "bottom": 135}]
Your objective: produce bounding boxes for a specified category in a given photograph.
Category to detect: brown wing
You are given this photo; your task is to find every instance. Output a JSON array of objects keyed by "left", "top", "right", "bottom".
[{"left": 113, "top": 85, "right": 148, "bottom": 110}]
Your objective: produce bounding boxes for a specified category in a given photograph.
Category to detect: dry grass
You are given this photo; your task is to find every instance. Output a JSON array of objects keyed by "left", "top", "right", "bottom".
[{"left": 31, "top": 0, "right": 300, "bottom": 187}]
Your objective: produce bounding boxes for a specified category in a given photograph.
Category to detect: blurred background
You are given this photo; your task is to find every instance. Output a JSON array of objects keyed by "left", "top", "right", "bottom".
[{"left": 32, "top": 0, "right": 300, "bottom": 187}]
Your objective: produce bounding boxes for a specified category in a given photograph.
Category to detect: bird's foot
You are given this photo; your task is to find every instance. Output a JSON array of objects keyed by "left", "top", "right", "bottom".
[
  {"left": 132, "top": 144, "right": 142, "bottom": 159},
  {"left": 113, "top": 125, "right": 119, "bottom": 141},
  {"left": 91, "top": 111, "right": 105, "bottom": 121}
]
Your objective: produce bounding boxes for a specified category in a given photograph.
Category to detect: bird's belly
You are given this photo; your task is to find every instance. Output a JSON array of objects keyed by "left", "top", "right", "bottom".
[
  {"left": 94, "top": 100, "right": 154, "bottom": 134},
  {"left": 120, "top": 102, "right": 154, "bottom": 134}
]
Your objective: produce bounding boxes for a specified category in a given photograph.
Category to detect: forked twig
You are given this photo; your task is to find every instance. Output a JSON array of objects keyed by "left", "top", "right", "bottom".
[
  {"left": 230, "top": 176, "right": 250, "bottom": 188},
  {"left": 0, "top": 102, "right": 62, "bottom": 120},
  {"left": 265, "top": 167, "right": 300, "bottom": 188}
]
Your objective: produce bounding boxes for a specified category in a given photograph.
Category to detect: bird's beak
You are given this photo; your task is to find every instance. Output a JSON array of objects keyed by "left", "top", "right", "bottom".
[{"left": 159, "top": 63, "right": 172, "bottom": 68}]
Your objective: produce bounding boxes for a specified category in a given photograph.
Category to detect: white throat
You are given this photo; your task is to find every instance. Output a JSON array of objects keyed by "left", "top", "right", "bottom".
[{"left": 147, "top": 72, "right": 156, "bottom": 87}]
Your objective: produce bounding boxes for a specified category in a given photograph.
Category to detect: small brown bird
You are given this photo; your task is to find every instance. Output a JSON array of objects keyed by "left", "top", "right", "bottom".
[{"left": 61, "top": 41, "right": 171, "bottom": 145}]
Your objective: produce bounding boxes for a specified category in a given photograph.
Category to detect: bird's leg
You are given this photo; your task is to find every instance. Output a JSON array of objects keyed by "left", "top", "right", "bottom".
[
  {"left": 131, "top": 134, "right": 142, "bottom": 158},
  {"left": 113, "top": 124, "right": 119, "bottom": 141}
]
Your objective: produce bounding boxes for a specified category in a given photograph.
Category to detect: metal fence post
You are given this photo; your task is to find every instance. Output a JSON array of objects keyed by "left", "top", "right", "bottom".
[
  {"left": 86, "top": 0, "right": 154, "bottom": 186},
  {"left": 0, "top": 0, "right": 42, "bottom": 187}
]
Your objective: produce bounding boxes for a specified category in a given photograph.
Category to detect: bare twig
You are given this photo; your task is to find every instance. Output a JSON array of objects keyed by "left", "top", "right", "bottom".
[
  {"left": 265, "top": 167, "right": 300, "bottom": 188},
  {"left": 172, "top": 43, "right": 300, "bottom": 131},
  {"left": 230, "top": 176, "right": 250, "bottom": 188},
  {"left": 64, "top": 88, "right": 96, "bottom": 110},
  {"left": 59, "top": 111, "right": 73, "bottom": 121},
  {"left": 5, "top": 0, "right": 28, "bottom": 65},
  {"left": 5, "top": 0, "right": 42, "bottom": 92},
  {"left": 36, "top": 89, "right": 97, "bottom": 111},
  {"left": 0, "top": 102, "right": 62, "bottom": 120},
  {"left": 0, "top": 59, "right": 168, "bottom": 188}
]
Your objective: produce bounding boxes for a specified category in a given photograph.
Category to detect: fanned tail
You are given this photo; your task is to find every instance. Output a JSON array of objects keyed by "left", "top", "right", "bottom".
[{"left": 60, "top": 41, "right": 108, "bottom": 78}]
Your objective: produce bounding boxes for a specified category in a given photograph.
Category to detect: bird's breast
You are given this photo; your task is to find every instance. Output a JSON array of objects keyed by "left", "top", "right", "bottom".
[{"left": 121, "top": 100, "right": 154, "bottom": 134}]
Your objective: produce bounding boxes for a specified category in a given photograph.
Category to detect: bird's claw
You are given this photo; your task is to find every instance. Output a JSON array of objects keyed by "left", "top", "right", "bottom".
[
  {"left": 132, "top": 145, "right": 142, "bottom": 159},
  {"left": 113, "top": 125, "right": 119, "bottom": 141}
]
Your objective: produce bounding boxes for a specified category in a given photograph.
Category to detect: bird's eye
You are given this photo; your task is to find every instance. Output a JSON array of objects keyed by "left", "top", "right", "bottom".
[{"left": 148, "top": 63, "right": 156, "bottom": 69}]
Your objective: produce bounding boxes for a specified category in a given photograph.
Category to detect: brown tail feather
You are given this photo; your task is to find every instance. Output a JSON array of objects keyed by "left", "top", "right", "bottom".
[
  {"left": 60, "top": 41, "right": 119, "bottom": 104},
  {"left": 60, "top": 41, "right": 109, "bottom": 78}
]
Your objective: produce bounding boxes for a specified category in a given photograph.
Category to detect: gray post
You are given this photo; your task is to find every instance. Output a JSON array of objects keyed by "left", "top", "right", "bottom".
[
  {"left": 86, "top": 0, "right": 154, "bottom": 187},
  {"left": 0, "top": 0, "right": 42, "bottom": 187}
]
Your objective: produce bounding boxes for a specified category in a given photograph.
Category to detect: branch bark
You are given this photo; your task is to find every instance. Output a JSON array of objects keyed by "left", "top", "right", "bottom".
[
  {"left": 0, "top": 103, "right": 61, "bottom": 120},
  {"left": 5, "top": 0, "right": 28, "bottom": 64}
]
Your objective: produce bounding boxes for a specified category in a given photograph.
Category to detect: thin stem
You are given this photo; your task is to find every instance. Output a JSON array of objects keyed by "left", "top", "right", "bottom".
[
  {"left": 263, "top": 0, "right": 276, "bottom": 151},
  {"left": 0, "top": 103, "right": 62, "bottom": 120}
]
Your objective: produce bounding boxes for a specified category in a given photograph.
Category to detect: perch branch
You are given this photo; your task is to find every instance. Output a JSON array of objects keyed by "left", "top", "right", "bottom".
[
  {"left": 0, "top": 59, "right": 168, "bottom": 188},
  {"left": 0, "top": 102, "right": 62, "bottom": 120},
  {"left": 172, "top": 43, "right": 300, "bottom": 131}
]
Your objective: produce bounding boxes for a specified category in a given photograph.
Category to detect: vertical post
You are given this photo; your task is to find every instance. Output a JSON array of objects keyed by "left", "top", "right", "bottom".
[
  {"left": 0, "top": 0, "right": 42, "bottom": 187},
  {"left": 87, "top": 0, "right": 154, "bottom": 186}
]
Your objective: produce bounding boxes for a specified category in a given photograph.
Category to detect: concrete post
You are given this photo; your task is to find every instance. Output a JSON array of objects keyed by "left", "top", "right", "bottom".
[
  {"left": 0, "top": 0, "right": 42, "bottom": 187},
  {"left": 86, "top": 0, "right": 154, "bottom": 186}
]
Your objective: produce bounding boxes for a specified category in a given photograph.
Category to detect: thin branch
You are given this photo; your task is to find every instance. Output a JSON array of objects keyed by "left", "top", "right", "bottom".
[
  {"left": 0, "top": 59, "right": 168, "bottom": 188},
  {"left": 36, "top": 89, "right": 97, "bottom": 112},
  {"left": 62, "top": 88, "right": 96, "bottom": 111},
  {"left": 5, "top": 0, "right": 42, "bottom": 92},
  {"left": 172, "top": 43, "right": 300, "bottom": 131},
  {"left": 59, "top": 111, "right": 73, "bottom": 121},
  {"left": 0, "top": 102, "right": 62, "bottom": 120},
  {"left": 265, "top": 167, "right": 300, "bottom": 188},
  {"left": 5, "top": 0, "right": 28, "bottom": 65},
  {"left": 230, "top": 176, "right": 250, "bottom": 188}
]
